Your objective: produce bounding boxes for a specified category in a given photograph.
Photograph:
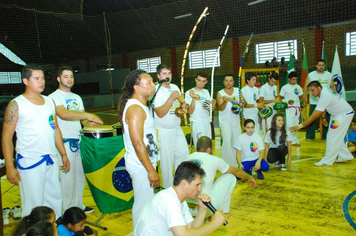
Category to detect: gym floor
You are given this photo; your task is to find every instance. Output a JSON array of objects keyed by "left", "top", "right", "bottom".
[{"left": 2, "top": 109, "right": 356, "bottom": 235}]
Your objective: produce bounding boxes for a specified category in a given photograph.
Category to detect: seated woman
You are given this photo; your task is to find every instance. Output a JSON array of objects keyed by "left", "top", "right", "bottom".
[
  {"left": 264, "top": 114, "right": 292, "bottom": 171},
  {"left": 235, "top": 119, "right": 269, "bottom": 179}
]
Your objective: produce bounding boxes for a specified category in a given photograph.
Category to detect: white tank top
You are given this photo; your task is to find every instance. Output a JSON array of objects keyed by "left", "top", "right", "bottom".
[
  {"left": 218, "top": 88, "right": 240, "bottom": 126},
  {"left": 14, "top": 95, "right": 57, "bottom": 158},
  {"left": 122, "top": 99, "right": 160, "bottom": 167}
]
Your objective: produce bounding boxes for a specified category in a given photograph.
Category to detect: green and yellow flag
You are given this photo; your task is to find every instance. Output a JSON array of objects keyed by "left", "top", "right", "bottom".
[{"left": 80, "top": 135, "right": 134, "bottom": 213}]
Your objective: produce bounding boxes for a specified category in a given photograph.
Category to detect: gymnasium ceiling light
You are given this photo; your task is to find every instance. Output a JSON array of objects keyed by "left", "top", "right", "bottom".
[{"left": 248, "top": 0, "right": 267, "bottom": 6}]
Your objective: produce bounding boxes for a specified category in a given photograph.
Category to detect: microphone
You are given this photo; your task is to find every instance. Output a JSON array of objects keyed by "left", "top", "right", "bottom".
[
  {"left": 157, "top": 78, "right": 169, "bottom": 84},
  {"left": 202, "top": 201, "right": 228, "bottom": 226}
]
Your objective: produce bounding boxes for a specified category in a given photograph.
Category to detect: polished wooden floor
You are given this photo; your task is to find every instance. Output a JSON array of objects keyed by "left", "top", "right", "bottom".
[{"left": 2, "top": 111, "right": 356, "bottom": 235}]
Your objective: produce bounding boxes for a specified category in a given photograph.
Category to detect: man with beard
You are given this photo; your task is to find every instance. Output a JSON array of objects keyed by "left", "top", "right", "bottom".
[{"left": 49, "top": 65, "right": 103, "bottom": 213}]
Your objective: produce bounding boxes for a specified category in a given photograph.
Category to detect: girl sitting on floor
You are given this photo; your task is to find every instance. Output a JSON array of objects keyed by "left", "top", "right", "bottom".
[
  {"left": 264, "top": 114, "right": 292, "bottom": 170},
  {"left": 56, "top": 207, "right": 97, "bottom": 236},
  {"left": 235, "top": 119, "right": 270, "bottom": 179}
]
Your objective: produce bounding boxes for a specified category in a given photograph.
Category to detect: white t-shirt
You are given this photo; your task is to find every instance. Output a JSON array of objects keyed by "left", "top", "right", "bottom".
[
  {"left": 264, "top": 130, "right": 292, "bottom": 148},
  {"left": 14, "top": 95, "right": 57, "bottom": 158},
  {"left": 185, "top": 88, "right": 211, "bottom": 123},
  {"left": 134, "top": 187, "right": 193, "bottom": 236},
  {"left": 234, "top": 133, "right": 264, "bottom": 162},
  {"left": 315, "top": 88, "right": 353, "bottom": 116},
  {"left": 279, "top": 84, "right": 303, "bottom": 107},
  {"left": 185, "top": 152, "right": 229, "bottom": 195},
  {"left": 259, "top": 83, "right": 277, "bottom": 108},
  {"left": 308, "top": 71, "right": 332, "bottom": 105},
  {"left": 49, "top": 90, "right": 84, "bottom": 138},
  {"left": 153, "top": 84, "right": 181, "bottom": 129},
  {"left": 218, "top": 88, "right": 240, "bottom": 126},
  {"left": 123, "top": 99, "right": 160, "bottom": 168},
  {"left": 241, "top": 85, "right": 259, "bottom": 118}
]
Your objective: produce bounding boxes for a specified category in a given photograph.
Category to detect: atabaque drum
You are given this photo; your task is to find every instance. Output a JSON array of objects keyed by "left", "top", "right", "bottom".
[
  {"left": 112, "top": 123, "right": 122, "bottom": 136},
  {"left": 273, "top": 103, "right": 288, "bottom": 111},
  {"left": 80, "top": 125, "right": 116, "bottom": 139},
  {"left": 258, "top": 106, "right": 273, "bottom": 119}
]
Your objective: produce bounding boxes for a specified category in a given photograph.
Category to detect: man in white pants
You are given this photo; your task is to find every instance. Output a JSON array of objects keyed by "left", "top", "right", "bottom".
[
  {"left": 185, "top": 136, "right": 256, "bottom": 214},
  {"left": 303, "top": 59, "right": 336, "bottom": 141},
  {"left": 2, "top": 64, "right": 69, "bottom": 218},
  {"left": 185, "top": 72, "right": 216, "bottom": 146},
  {"left": 259, "top": 72, "right": 280, "bottom": 135},
  {"left": 290, "top": 81, "right": 354, "bottom": 166},
  {"left": 117, "top": 70, "right": 160, "bottom": 228},
  {"left": 279, "top": 71, "right": 303, "bottom": 146},
  {"left": 49, "top": 65, "right": 103, "bottom": 213},
  {"left": 241, "top": 74, "right": 264, "bottom": 135},
  {"left": 216, "top": 75, "right": 241, "bottom": 167},
  {"left": 153, "top": 64, "right": 189, "bottom": 188}
]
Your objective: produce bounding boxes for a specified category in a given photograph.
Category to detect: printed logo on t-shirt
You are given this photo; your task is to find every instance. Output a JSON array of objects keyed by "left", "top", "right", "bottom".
[
  {"left": 253, "top": 94, "right": 257, "bottom": 101},
  {"left": 330, "top": 120, "right": 339, "bottom": 129},
  {"left": 294, "top": 88, "right": 299, "bottom": 95},
  {"left": 250, "top": 142, "right": 258, "bottom": 152},
  {"left": 273, "top": 90, "right": 276, "bottom": 97},
  {"left": 279, "top": 136, "right": 282, "bottom": 144},
  {"left": 66, "top": 99, "right": 79, "bottom": 111},
  {"left": 190, "top": 159, "right": 203, "bottom": 167},
  {"left": 49, "top": 114, "right": 56, "bottom": 130}
]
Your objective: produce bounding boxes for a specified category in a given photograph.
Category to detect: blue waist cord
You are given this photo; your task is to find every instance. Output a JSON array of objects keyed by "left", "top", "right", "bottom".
[
  {"left": 63, "top": 138, "right": 79, "bottom": 153},
  {"left": 16, "top": 154, "right": 54, "bottom": 170}
]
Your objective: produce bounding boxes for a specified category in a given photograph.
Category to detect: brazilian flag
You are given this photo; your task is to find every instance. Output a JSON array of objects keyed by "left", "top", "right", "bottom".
[{"left": 80, "top": 135, "right": 133, "bottom": 213}]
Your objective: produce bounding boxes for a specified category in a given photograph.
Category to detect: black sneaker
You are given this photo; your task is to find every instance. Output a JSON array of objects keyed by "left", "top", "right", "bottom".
[
  {"left": 256, "top": 170, "right": 264, "bottom": 180},
  {"left": 280, "top": 164, "right": 287, "bottom": 171},
  {"left": 83, "top": 207, "right": 94, "bottom": 214}
]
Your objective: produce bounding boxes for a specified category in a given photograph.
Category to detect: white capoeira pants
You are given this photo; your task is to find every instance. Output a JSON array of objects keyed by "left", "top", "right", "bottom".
[
  {"left": 210, "top": 173, "right": 236, "bottom": 213},
  {"left": 320, "top": 111, "right": 354, "bottom": 164},
  {"left": 262, "top": 109, "right": 276, "bottom": 136},
  {"left": 285, "top": 107, "right": 300, "bottom": 144},
  {"left": 60, "top": 142, "right": 85, "bottom": 212},
  {"left": 157, "top": 127, "right": 189, "bottom": 188},
  {"left": 125, "top": 162, "right": 156, "bottom": 229},
  {"left": 17, "top": 154, "right": 62, "bottom": 218},
  {"left": 220, "top": 123, "right": 241, "bottom": 167},
  {"left": 191, "top": 121, "right": 211, "bottom": 147}
]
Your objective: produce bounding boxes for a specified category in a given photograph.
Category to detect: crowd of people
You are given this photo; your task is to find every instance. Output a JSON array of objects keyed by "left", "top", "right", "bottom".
[{"left": 2, "top": 59, "right": 354, "bottom": 235}]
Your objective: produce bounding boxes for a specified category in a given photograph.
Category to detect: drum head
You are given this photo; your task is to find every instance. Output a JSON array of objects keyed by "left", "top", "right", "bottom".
[{"left": 81, "top": 125, "right": 115, "bottom": 139}]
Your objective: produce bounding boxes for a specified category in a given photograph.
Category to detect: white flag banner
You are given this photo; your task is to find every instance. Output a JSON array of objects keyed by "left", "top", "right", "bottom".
[{"left": 331, "top": 47, "right": 346, "bottom": 100}]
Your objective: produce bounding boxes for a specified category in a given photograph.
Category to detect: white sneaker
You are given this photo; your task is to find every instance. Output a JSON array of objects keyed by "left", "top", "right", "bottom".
[
  {"left": 314, "top": 161, "right": 332, "bottom": 166},
  {"left": 335, "top": 157, "right": 354, "bottom": 163},
  {"left": 280, "top": 164, "right": 287, "bottom": 171},
  {"left": 3, "top": 207, "right": 11, "bottom": 225},
  {"left": 274, "top": 161, "right": 280, "bottom": 168},
  {"left": 12, "top": 205, "right": 22, "bottom": 219}
]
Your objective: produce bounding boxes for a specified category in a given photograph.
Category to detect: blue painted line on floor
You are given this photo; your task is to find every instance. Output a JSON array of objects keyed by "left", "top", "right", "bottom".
[{"left": 343, "top": 190, "right": 356, "bottom": 230}]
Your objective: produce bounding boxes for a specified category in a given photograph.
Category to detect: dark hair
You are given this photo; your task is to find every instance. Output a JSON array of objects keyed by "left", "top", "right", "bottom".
[
  {"left": 22, "top": 64, "right": 43, "bottom": 80},
  {"left": 156, "top": 64, "right": 171, "bottom": 74},
  {"left": 245, "top": 73, "right": 256, "bottom": 82},
  {"left": 316, "top": 59, "right": 326, "bottom": 64},
  {"left": 269, "top": 114, "right": 287, "bottom": 145},
  {"left": 225, "top": 74, "right": 234, "bottom": 78},
  {"left": 173, "top": 161, "right": 206, "bottom": 186},
  {"left": 25, "top": 222, "right": 55, "bottom": 236},
  {"left": 56, "top": 207, "right": 86, "bottom": 227},
  {"left": 307, "top": 81, "right": 322, "bottom": 88},
  {"left": 13, "top": 206, "right": 54, "bottom": 236},
  {"left": 57, "top": 65, "right": 73, "bottom": 77},
  {"left": 196, "top": 136, "right": 212, "bottom": 152},
  {"left": 244, "top": 118, "right": 255, "bottom": 127},
  {"left": 196, "top": 71, "right": 208, "bottom": 79},
  {"left": 288, "top": 71, "right": 298, "bottom": 79},
  {"left": 117, "top": 70, "right": 146, "bottom": 130},
  {"left": 270, "top": 72, "right": 279, "bottom": 80}
]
